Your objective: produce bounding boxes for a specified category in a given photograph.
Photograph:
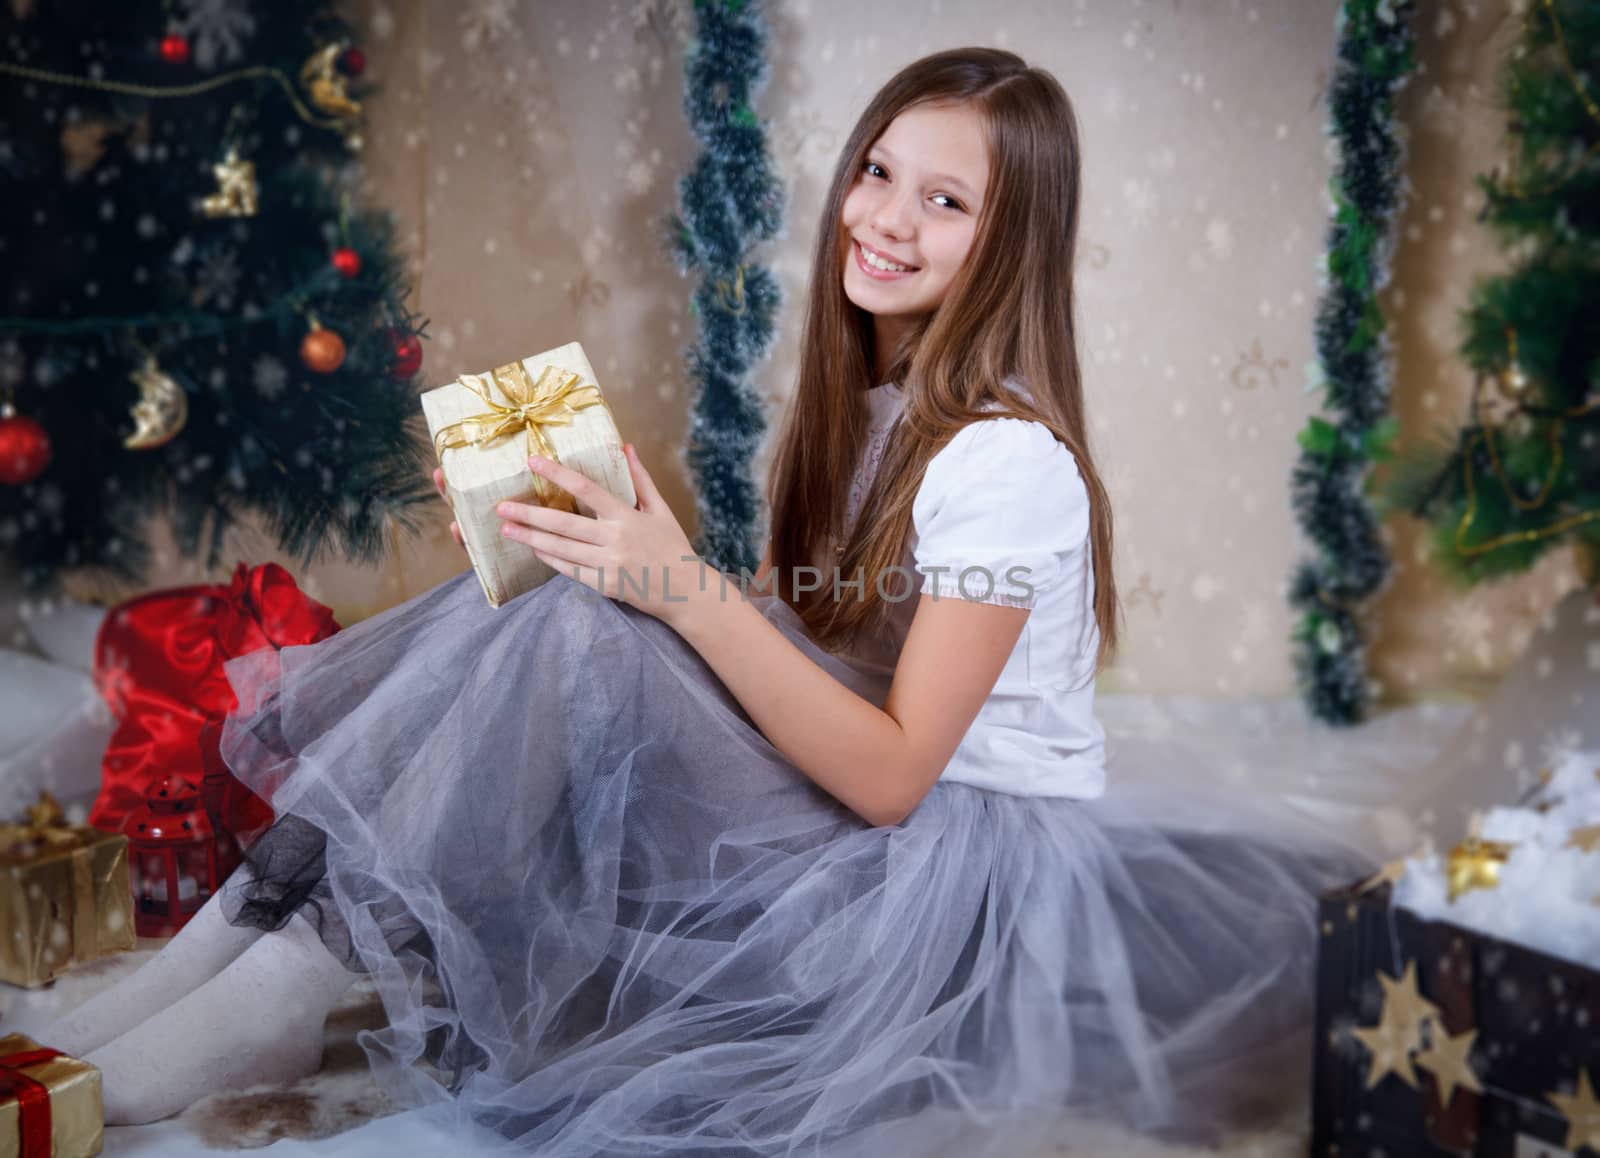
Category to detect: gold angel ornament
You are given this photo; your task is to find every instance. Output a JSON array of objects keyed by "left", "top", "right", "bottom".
[{"left": 199, "top": 147, "right": 258, "bottom": 218}]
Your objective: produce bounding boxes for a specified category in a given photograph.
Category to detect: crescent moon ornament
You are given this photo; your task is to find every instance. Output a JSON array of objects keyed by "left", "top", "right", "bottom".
[
  {"left": 124, "top": 357, "right": 189, "bottom": 450},
  {"left": 299, "top": 42, "right": 364, "bottom": 150}
]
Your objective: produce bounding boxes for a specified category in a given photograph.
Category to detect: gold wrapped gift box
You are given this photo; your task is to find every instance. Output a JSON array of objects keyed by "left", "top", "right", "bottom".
[
  {"left": 0, "top": 1033, "right": 103, "bottom": 1158},
  {"left": 420, "top": 341, "right": 637, "bottom": 609},
  {"left": 0, "top": 794, "right": 136, "bottom": 990}
]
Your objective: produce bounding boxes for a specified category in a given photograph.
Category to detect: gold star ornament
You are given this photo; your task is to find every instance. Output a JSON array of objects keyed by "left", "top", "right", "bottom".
[
  {"left": 1445, "top": 834, "right": 1515, "bottom": 902},
  {"left": 1546, "top": 1068, "right": 1600, "bottom": 1156}
]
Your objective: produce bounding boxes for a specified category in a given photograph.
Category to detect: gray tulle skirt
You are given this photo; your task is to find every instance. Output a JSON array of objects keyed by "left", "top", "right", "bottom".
[{"left": 214, "top": 566, "right": 1372, "bottom": 1157}]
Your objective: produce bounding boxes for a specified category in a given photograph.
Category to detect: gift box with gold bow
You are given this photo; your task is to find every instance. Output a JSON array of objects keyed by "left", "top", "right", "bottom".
[
  {"left": 0, "top": 793, "right": 135, "bottom": 990},
  {"left": 420, "top": 341, "right": 636, "bottom": 608},
  {"left": 0, "top": 1032, "right": 103, "bottom": 1158}
]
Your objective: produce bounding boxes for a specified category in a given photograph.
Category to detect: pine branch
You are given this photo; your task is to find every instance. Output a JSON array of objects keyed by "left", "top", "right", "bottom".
[{"left": 1375, "top": 0, "right": 1600, "bottom": 592}]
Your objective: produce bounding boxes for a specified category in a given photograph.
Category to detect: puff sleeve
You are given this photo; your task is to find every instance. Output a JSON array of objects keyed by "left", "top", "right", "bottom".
[{"left": 910, "top": 418, "right": 1090, "bottom": 609}]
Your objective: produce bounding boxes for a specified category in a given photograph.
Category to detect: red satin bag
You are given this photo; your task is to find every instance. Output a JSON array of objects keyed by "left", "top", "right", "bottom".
[{"left": 89, "top": 562, "right": 341, "bottom": 845}]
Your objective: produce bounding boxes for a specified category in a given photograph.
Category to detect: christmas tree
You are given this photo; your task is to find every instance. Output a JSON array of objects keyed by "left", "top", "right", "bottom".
[
  {"left": 0, "top": 0, "right": 431, "bottom": 594},
  {"left": 1379, "top": 0, "right": 1600, "bottom": 589}
]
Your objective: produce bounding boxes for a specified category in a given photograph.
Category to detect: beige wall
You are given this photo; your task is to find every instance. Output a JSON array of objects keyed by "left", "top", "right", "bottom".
[{"left": 73, "top": 0, "right": 1584, "bottom": 702}]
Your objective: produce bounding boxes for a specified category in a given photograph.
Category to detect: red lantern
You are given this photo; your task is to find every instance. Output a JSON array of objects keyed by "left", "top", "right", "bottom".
[
  {"left": 331, "top": 246, "right": 362, "bottom": 278},
  {"left": 122, "top": 776, "right": 241, "bottom": 937},
  {"left": 159, "top": 32, "right": 190, "bottom": 64},
  {"left": 389, "top": 329, "right": 423, "bottom": 377}
]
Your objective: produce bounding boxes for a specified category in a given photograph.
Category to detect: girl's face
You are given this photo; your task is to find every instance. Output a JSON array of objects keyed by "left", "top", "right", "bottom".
[{"left": 841, "top": 102, "right": 989, "bottom": 332}]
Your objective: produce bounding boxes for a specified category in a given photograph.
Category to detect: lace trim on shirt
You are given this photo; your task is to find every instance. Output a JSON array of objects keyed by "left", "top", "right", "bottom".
[
  {"left": 921, "top": 574, "right": 1038, "bottom": 609},
  {"left": 839, "top": 421, "right": 897, "bottom": 552},
  {"left": 845, "top": 424, "right": 896, "bottom": 531}
]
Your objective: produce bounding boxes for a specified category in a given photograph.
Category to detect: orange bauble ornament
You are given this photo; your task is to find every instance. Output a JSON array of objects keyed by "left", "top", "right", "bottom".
[{"left": 299, "top": 323, "right": 347, "bottom": 374}]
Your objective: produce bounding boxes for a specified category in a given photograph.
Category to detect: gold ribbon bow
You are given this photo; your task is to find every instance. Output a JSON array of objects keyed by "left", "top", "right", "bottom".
[
  {"left": 0, "top": 792, "right": 87, "bottom": 862},
  {"left": 432, "top": 361, "right": 607, "bottom": 514}
]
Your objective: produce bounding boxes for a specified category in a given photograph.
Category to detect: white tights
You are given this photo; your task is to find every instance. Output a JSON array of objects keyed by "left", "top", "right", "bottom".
[{"left": 38, "top": 887, "right": 359, "bottom": 1125}]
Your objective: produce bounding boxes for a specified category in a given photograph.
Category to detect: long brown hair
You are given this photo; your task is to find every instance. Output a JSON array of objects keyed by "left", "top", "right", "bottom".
[{"left": 764, "top": 47, "right": 1120, "bottom": 682}]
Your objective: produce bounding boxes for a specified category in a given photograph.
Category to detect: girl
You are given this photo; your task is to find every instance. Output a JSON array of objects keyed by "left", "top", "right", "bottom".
[{"left": 40, "top": 47, "right": 1372, "bottom": 1155}]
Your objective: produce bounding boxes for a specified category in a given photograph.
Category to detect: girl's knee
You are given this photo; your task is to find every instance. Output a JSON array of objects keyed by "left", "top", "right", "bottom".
[{"left": 234, "top": 912, "right": 356, "bottom": 1012}]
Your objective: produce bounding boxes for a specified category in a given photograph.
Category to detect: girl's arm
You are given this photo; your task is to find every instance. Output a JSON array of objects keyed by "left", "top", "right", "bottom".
[
  {"left": 664, "top": 585, "right": 1027, "bottom": 826},
  {"left": 501, "top": 449, "right": 1033, "bottom": 825}
]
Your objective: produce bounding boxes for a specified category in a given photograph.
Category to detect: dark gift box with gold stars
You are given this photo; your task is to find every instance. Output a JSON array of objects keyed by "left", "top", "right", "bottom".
[{"left": 1311, "top": 878, "right": 1600, "bottom": 1158}]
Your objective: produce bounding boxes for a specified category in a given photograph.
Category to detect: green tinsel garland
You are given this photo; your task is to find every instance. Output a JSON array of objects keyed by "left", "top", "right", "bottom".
[
  {"left": 1289, "top": 0, "right": 1417, "bottom": 726},
  {"left": 664, "top": 0, "right": 783, "bottom": 576}
]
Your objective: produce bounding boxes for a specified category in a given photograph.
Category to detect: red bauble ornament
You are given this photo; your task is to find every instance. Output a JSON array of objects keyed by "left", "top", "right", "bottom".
[
  {"left": 338, "top": 46, "right": 367, "bottom": 77},
  {"left": 0, "top": 402, "right": 52, "bottom": 485},
  {"left": 331, "top": 247, "right": 362, "bottom": 278},
  {"left": 389, "top": 330, "right": 423, "bottom": 377},
  {"left": 159, "top": 32, "right": 190, "bottom": 64},
  {"left": 300, "top": 325, "right": 347, "bottom": 374}
]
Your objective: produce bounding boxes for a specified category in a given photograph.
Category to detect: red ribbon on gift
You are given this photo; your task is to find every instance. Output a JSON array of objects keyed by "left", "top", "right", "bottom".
[
  {"left": 0, "top": 1046, "right": 64, "bottom": 1158},
  {"left": 88, "top": 561, "right": 341, "bottom": 840}
]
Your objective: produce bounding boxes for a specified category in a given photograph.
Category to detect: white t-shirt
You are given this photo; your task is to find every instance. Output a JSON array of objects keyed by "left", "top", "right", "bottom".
[{"left": 831, "top": 380, "right": 1107, "bottom": 800}]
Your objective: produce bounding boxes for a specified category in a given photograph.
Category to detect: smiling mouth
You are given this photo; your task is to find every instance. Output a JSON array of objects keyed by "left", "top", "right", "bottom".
[{"left": 853, "top": 239, "right": 920, "bottom": 278}]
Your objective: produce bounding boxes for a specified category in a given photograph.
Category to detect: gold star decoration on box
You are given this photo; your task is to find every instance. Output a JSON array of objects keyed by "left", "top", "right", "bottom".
[
  {"left": 1377, "top": 959, "right": 1442, "bottom": 1042},
  {"left": 1352, "top": 1013, "right": 1420, "bottom": 1090},
  {"left": 1414, "top": 1026, "right": 1482, "bottom": 1107},
  {"left": 1355, "top": 837, "right": 1436, "bottom": 896},
  {"left": 1566, "top": 824, "right": 1600, "bottom": 854},
  {"left": 1349, "top": 960, "right": 1444, "bottom": 1091},
  {"left": 1546, "top": 1068, "right": 1600, "bottom": 1156},
  {"left": 1355, "top": 855, "right": 1409, "bottom": 895}
]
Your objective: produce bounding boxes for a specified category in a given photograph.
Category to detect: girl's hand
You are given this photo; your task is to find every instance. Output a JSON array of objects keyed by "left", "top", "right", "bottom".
[
  {"left": 431, "top": 467, "right": 466, "bottom": 552},
  {"left": 496, "top": 445, "right": 705, "bottom": 623}
]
